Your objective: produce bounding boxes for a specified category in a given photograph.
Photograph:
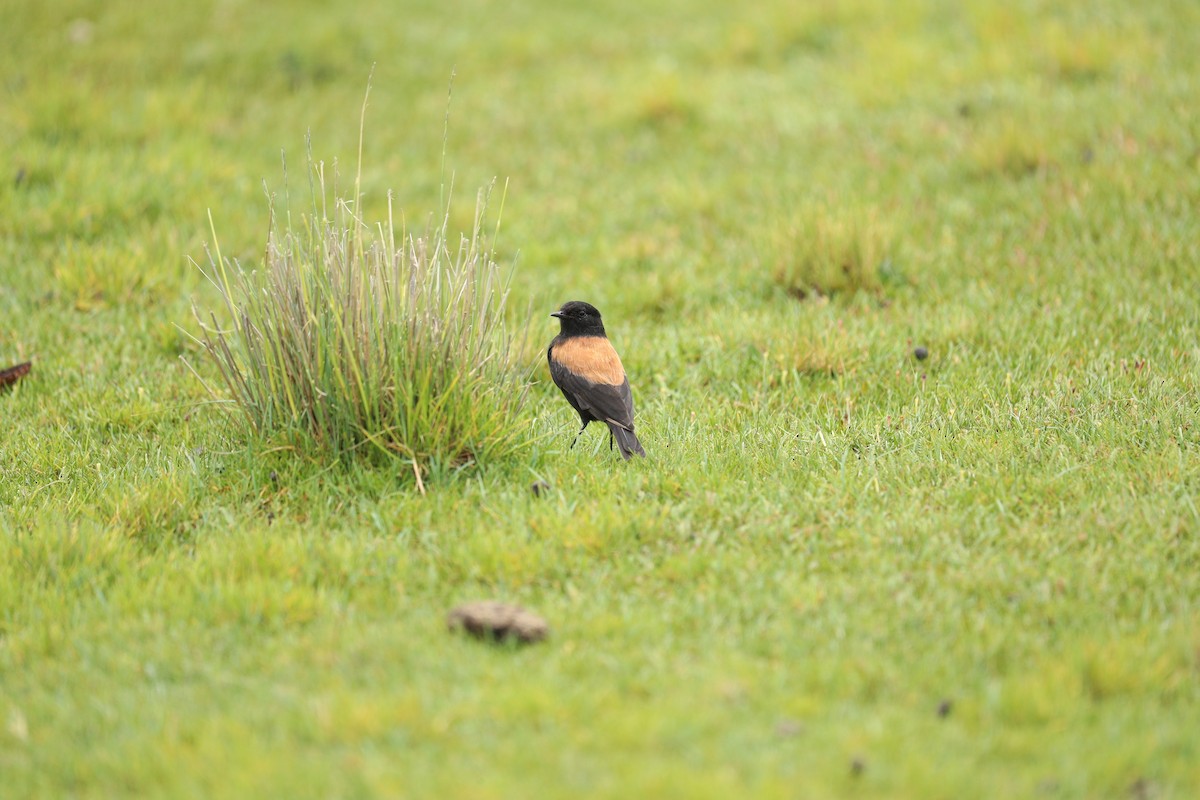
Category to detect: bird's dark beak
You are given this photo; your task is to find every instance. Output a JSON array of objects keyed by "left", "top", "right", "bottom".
[{"left": 550, "top": 311, "right": 564, "bottom": 318}]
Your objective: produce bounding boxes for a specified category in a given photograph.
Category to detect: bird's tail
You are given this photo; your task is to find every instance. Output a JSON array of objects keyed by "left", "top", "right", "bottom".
[{"left": 608, "top": 422, "right": 646, "bottom": 460}]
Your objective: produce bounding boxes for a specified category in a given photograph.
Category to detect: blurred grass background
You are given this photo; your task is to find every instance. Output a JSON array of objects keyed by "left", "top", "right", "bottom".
[{"left": 2, "top": 1, "right": 1199, "bottom": 797}]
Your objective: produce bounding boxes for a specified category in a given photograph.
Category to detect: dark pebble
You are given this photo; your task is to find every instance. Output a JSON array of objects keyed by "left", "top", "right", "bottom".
[
  {"left": 1128, "top": 777, "right": 1155, "bottom": 800},
  {"left": 937, "top": 699, "right": 953, "bottom": 718},
  {"left": 914, "top": 346, "right": 929, "bottom": 360}
]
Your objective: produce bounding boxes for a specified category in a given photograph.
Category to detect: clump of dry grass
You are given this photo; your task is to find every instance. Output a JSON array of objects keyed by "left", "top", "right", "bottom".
[
  {"left": 188, "top": 134, "right": 530, "bottom": 474},
  {"left": 967, "top": 115, "right": 1051, "bottom": 179},
  {"left": 774, "top": 202, "right": 893, "bottom": 299}
]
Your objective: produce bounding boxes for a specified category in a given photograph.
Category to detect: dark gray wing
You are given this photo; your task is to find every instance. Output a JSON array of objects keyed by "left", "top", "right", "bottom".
[{"left": 548, "top": 357, "right": 635, "bottom": 430}]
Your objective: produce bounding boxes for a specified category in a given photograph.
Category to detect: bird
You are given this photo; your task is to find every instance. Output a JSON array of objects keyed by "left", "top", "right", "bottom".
[{"left": 547, "top": 301, "right": 645, "bottom": 459}]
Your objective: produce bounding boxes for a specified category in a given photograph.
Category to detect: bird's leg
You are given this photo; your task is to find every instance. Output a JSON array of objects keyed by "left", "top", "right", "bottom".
[
  {"left": 609, "top": 430, "right": 614, "bottom": 452},
  {"left": 570, "top": 421, "right": 588, "bottom": 449}
]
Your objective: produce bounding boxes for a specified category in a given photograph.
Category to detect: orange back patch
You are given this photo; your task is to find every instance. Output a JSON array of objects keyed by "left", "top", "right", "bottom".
[{"left": 552, "top": 336, "right": 626, "bottom": 385}]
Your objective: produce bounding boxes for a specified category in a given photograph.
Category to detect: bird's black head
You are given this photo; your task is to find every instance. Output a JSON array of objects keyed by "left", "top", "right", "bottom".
[{"left": 550, "top": 300, "right": 606, "bottom": 337}]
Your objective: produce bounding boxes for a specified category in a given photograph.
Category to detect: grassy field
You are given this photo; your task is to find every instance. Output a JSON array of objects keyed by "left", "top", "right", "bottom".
[{"left": 3, "top": 0, "right": 1200, "bottom": 797}]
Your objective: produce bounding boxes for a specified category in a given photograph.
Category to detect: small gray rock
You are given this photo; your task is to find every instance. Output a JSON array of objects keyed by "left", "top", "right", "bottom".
[{"left": 913, "top": 346, "right": 929, "bottom": 361}]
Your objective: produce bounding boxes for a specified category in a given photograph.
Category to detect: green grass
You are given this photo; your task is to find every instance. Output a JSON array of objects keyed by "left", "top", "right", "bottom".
[{"left": 2, "top": 0, "right": 1199, "bottom": 797}]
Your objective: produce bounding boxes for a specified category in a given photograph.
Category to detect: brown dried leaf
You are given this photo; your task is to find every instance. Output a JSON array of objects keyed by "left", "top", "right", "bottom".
[
  {"left": 447, "top": 601, "right": 549, "bottom": 644},
  {"left": 0, "top": 362, "right": 31, "bottom": 391}
]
